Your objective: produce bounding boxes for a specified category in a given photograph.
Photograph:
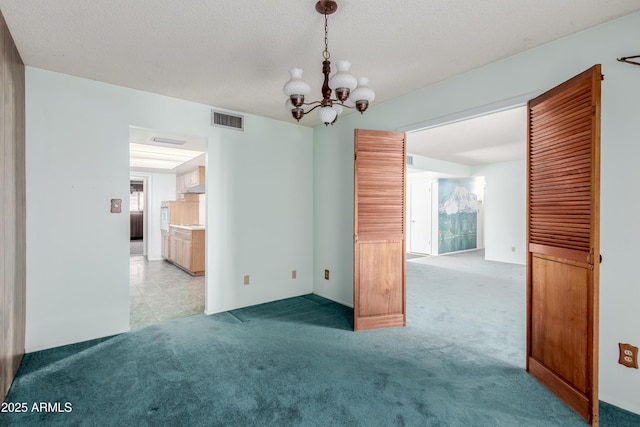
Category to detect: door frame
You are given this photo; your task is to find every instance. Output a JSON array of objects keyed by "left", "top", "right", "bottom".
[{"left": 129, "top": 175, "right": 149, "bottom": 257}]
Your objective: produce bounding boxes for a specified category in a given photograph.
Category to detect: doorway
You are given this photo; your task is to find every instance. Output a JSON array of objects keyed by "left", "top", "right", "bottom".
[
  {"left": 129, "top": 177, "right": 147, "bottom": 256},
  {"left": 404, "top": 105, "right": 527, "bottom": 368},
  {"left": 407, "top": 179, "right": 433, "bottom": 255},
  {"left": 128, "top": 126, "right": 208, "bottom": 329},
  {"left": 406, "top": 106, "right": 526, "bottom": 263}
]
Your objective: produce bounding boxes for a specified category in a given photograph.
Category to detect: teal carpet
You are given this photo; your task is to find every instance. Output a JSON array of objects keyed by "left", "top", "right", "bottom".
[{"left": 2, "top": 254, "right": 639, "bottom": 426}]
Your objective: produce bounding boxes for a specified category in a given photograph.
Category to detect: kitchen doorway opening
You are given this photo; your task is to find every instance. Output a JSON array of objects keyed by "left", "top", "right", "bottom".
[{"left": 128, "top": 126, "right": 208, "bottom": 329}]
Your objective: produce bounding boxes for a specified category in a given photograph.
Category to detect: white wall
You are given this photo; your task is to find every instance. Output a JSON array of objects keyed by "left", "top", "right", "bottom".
[
  {"left": 471, "top": 160, "right": 526, "bottom": 264},
  {"left": 130, "top": 172, "right": 176, "bottom": 261},
  {"left": 313, "top": 12, "right": 640, "bottom": 414},
  {"left": 409, "top": 152, "right": 471, "bottom": 176},
  {"left": 26, "top": 67, "right": 314, "bottom": 352},
  {"left": 205, "top": 113, "right": 314, "bottom": 313}
]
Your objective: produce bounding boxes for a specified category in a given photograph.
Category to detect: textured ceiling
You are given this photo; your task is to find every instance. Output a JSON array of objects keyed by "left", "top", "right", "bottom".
[
  {"left": 407, "top": 106, "right": 527, "bottom": 166},
  {"left": 1, "top": 0, "right": 639, "bottom": 129}
]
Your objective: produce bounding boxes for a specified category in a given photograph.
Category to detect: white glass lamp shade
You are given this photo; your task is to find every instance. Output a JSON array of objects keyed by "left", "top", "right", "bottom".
[
  {"left": 332, "top": 104, "right": 343, "bottom": 116},
  {"left": 328, "top": 60, "right": 358, "bottom": 91},
  {"left": 318, "top": 106, "right": 338, "bottom": 125},
  {"left": 283, "top": 68, "right": 311, "bottom": 96},
  {"left": 349, "top": 77, "right": 375, "bottom": 103}
]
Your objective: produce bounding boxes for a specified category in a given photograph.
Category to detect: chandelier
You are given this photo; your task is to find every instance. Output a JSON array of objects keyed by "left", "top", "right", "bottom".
[{"left": 283, "top": 0, "right": 375, "bottom": 126}]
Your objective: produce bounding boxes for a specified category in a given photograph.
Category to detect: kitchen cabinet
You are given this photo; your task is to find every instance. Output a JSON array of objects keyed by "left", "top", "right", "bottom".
[
  {"left": 176, "top": 166, "right": 205, "bottom": 200},
  {"left": 168, "top": 226, "right": 205, "bottom": 276},
  {"left": 161, "top": 201, "right": 199, "bottom": 227},
  {"left": 176, "top": 174, "right": 185, "bottom": 199}
]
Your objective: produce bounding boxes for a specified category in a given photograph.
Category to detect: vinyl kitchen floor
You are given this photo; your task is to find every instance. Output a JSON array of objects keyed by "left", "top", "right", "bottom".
[{"left": 129, "top": 256, "right": 205, "bottom": 329}]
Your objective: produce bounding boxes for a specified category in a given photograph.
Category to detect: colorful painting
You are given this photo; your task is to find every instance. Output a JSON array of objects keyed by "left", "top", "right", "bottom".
[{"left": 438, "top": 178, "right": 481, "bottom": 254}]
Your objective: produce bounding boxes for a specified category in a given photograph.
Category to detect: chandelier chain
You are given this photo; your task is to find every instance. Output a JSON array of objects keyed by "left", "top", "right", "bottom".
[{"left": 323, "top": 11, "right": 330, "bottom": 60}]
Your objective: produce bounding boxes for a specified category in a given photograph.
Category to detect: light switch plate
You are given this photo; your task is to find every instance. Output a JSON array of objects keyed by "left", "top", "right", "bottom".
[{"left": 110, "top": 199, "right": 122, "bottom": 213}]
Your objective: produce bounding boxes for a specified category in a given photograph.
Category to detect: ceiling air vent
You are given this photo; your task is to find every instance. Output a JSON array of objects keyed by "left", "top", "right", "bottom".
[
  {"left": 406, "top": 155, "right": 414, "bottom": 166},
  {"left": 212, "top": 110, "right": 244, "bottom": 131}
]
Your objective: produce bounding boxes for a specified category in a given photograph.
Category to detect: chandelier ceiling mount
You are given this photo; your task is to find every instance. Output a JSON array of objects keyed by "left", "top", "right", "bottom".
[{"left": 315, "top": 0, "right": 338, "bottom": 15}]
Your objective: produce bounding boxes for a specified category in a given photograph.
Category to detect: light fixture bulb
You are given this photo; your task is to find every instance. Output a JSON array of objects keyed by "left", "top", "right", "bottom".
[
  {"left": 318, "top": 106, "right": 338, "bottom": 125},
  {"left": 329, "top": 60, "right": 357, "bottom": 101},
  {"left": 349, "top": 77, "right": 375, "bottom": 113},
  {"left": 283, "top": 68, "right": 311, "bottom": 96}
]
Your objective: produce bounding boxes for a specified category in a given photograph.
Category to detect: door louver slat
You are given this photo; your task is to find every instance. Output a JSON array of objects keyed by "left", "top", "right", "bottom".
[
  {"left": 356, "top": 135, "right": 405, "bottom": 240},
  {"left": 529, "top": 78, "right": 593, "bottom": 252}
]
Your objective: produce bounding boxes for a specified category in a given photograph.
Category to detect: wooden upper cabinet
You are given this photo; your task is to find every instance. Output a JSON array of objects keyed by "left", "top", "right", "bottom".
[
  {"left": 177, "top": 166, "right": 205, "bottom": 200},
  {"left": 181, "top": 166, "right": 205, "bottom": 190}
]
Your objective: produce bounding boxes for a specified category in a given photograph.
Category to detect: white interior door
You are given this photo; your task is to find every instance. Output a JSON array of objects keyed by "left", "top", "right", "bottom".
[{"left": 409, "top": 181, "right": 431, "bottom": 254}]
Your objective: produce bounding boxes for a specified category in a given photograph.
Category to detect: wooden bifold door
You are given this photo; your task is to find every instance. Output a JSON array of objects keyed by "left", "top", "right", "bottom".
[
  {"left": 353, "top": 129, "right": 407, "bottom": 331},
  {"left": 527, "top": 65, "right": 601, "bottom": 425}
]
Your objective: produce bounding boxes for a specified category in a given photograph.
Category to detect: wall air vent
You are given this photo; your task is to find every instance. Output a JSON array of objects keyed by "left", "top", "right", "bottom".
[
  {"left": 406, "top": 155, "right": 414, "bottom": 166},
  {"left": 212, "top": 110, "right": 244, "bottom": 131}
]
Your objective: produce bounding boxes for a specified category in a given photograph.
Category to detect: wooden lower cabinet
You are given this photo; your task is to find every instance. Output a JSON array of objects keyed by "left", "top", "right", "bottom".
[{"left": 168, "top": 226, "right": 204, "bottom": 276}]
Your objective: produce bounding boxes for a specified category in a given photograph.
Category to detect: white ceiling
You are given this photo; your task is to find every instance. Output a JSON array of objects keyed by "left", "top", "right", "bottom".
[
  {"left": 129, "top": 126, "right": 207, "bottom": 174},
  {"left": 407, "top": 106, "right": 527, "bottom": 166},
  {"left": 2, "top": 1, "right": 638, "bottom": 167},
  {"left": 2, "top": 0, "right": 639, "bottom": 130}
]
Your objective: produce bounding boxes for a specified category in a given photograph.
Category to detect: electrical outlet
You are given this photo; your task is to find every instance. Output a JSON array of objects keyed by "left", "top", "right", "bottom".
[
  {"left": 324, "top": 269, "right": 330, "bottom": 280},
  {"left": 292, "top": 270, "right": 296, "bottom": 279},
  {"left": 243, "top": 275, "right": 250, "bottom": 285},
  {"left": 618, "top": 343, "right": 639, "bottom": 369},
  {"left": 511, "top": 247, "right": 516, "bottom": 253}
]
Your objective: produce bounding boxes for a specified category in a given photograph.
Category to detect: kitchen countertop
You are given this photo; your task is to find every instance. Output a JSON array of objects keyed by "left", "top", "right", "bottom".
[{"left": 170, "top": 224, "right": 205, "bottom": 231}]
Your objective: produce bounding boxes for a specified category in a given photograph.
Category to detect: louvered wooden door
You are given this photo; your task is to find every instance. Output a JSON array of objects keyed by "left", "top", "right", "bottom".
[
  {"left": 354, "top": 129, "right": 406, "bottom": 331},
  {"left": 527, "top": 65, "right": 601, "bottom": 425}
]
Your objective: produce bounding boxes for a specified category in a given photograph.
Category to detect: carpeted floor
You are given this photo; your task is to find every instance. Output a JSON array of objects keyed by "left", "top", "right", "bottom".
[{"left": 2, "top": 251, "right": 639, "bottom": 426}]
